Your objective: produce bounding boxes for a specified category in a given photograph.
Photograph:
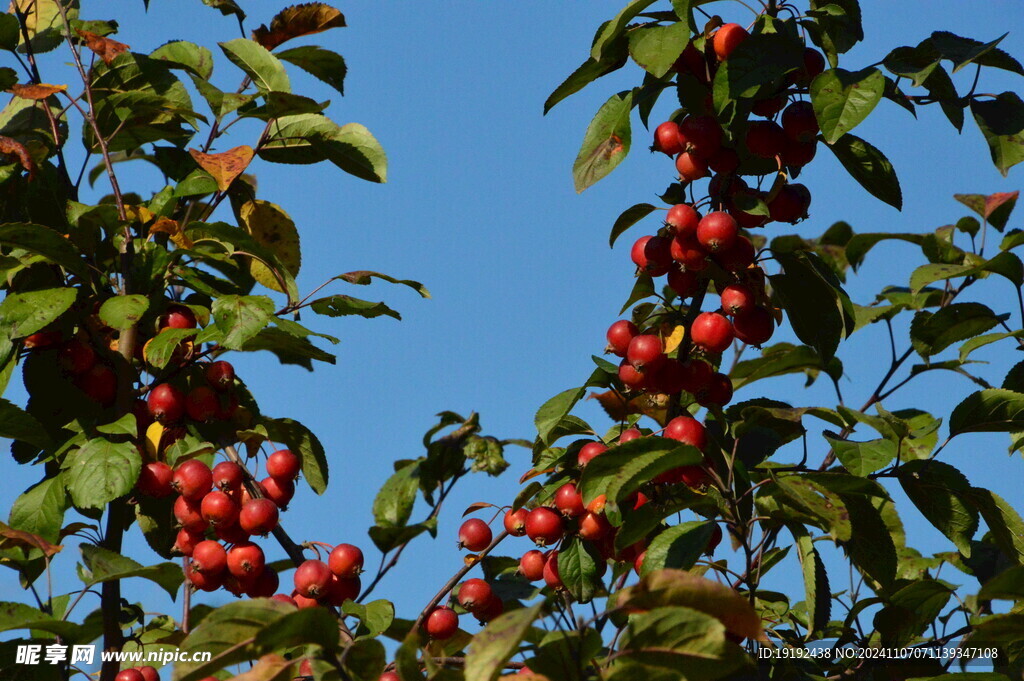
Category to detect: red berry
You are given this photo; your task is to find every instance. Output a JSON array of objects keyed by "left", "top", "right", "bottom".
[
  {"left": 328, "top": 543, "right": 364, "bottom": 578},
  {"left": 246, "top": 567, "right": 279, "bottom": 598},
  {"left": 714, "top": 235, "right": 756, "bottom": 272},
  {"left": 668, "top": 269, "right": 699, "bottom": 299},
  {"left": 215, "top": 520, "right": 250, "bottom": 545},
  {"left": 266, "top": 449, "right": 301, "bottom": 481},
  {"left": 191, "top": 540, "right": 227, "bottom": 575},
  {"left": 675, "top": 152, "right": 709, "bottom": 182},
  {"left": 675, "top": 42, "right": 708, "bottom": 81},
  {"left": 520, "top": 550, "right": 547, "bottom": 581},
  {"left": 713, "top": 23, "right": 748, "bottom": 60},
  {"left": 653, "top": 121, "right": 684, "bottom": 156},
  {"left": 272, "top": 593, "right": 298, "bottom": 606},
  {"left": 75, "top": 364, "right": 117, "bottom": 406},
  {"left": 291, "top": 591, "right": 319, "bottom": 609},
  {"left": 733, "top": 307, "right": 775, "bottom": 346},
  {"left": 619, "top": 428, "right": 642, "bottom": 443},
  {"left": 186, "top": 564, "right": 224, "bottom": 592},
  {"left": 115, "top": 670, "right": 145, "bottom": 681},
  {"left": 618, "top": 361, "right": 647, "bottom": 391},
  {"left": 690, "top": 312, "right": 735, "bottom": 354},
  {"left": 577, "top": 441, "right": 608, "bottom": 467},
  {"left": 160, "top": 305, "right": 197, "bottom": 330},
  {"left": 503, "top": 508, "right": 529, "bottom": 537},
  {"left": 720, "top": 284, "right": 756, "bottom": 316},
  {"left": 260, "top": 476, "right": 295, "bottom": 508},
  {"left": 324, "top": 574, "right": 361, "bottom": 606},
  {"left": 425, "top": 607, "right": 459, "bottom": 639},
  {"left": 606, "top": 320, "right": 639, "bottom": 357},
  {"left": 634, "top": 551, "right": 646, "bottom": 576},
  {"left": 201, "top": 490, "right": 239, "bottom": 527},
  {"left": 172, "top": 459, "right": 213, "bottom": 500},
  {"left": 679, "top": 465, "right": 712, "bottom": 488},
  {"left": 457, "top": 578, "right": 493, "bottom": 612},
  {"left": 664, "top": 416, "right": 708, "bottom": 450},
  {"left": 706, "top": 525, "right": 724, "bottom": 554},
  {"left": 579, "top": 511, "right": 611, "bottom": 541},
  {"left": 227, "top": 541, "right": 265, "bottom": 579},
  {"left": 148, "top": 383, "right": 186, "bottom": 423},
  {"left": 526, "top": 507, "right": 564, "bottom": 546},
  {"left": 542, "top": 552, "right": 563, "bottom": 589},
  {"left": 783, "top": 138, "right": 817, "bottom": 167},
  {"left": 678, "top": 115, "right": 722, "bottom": 159},
  {"left": 670, "top": 236, "right": 709, "bottom": 271},
  {"left": 768, "top": 184, "right": 811, "bottom": 223},
  {"left": 24, "top": 330, "right": 62, "bottom": 349},
  {"left": 626, "top": 334, "right": 663, "bottom": 370},
  {"left": 781, "top": 101, "right": 818, "bottom": 143},
  {"left": 204, "top": 360, "right": 235, "bottom": 391},
  {"left": 185, "top": 386, "right": 219, "bottom": 422},
  {"left": 215, "top": 392, "right": 239, "bottom": 421},
  {"left": 380, "top": 673, "right": 400, "bottom": 681},
  {"left": 59, "top": 340, "right": 96, "bottom": 375},
  {"left": 293, "top": 559, "right": 332, "bottom": 598},
  {"left": 790, "top": 48, "right": 826, "bottom": 86},
  {"left": 554, "top": 483, "right": 585, "bottom": 518},
  {"left": 458, "top": 518, "right": 492, "bottom": 552},
  {"left": 745, "top": 121, "right": 787, "bottom": 159},
  {"left": 696, "top": 212, "right": 738, "bottom": 252},
  {"left": 173, "top": 528, "right": 204, "bottom": 557},
  {"left": 476, "top": 594, "right": 504, "bottom": 622},
  {"left": 679, "top": 359, "right": 714, "bottom": 395},
  {"left": 729, "top": 189, "right": 769, "bottom": 229},
  {"left": 174, "top": 495, "right": 208, "bottom": 533},
  {"left": 239, "top": 498, "right": 279, "bottom": 535},
  {"left": 212, "top": 461, "right": 245, "bottom": 492},
  {"left": 698, "top": 373, "right": 734, "bottom": 407},
  {"left": 137, "top": 668, "right": 159, "bottom": 681},
  {"left": 137, "top": 461, "right": 173, "bottom": 498},
  {"left": 707, "top": 148, "right": 740, "bottom": 174},
  {"left": 630, "top": 235, "right": 672, "bottom": 276},
  {"left": 752, "top": 94, "right": 787, "bottom": 117},
  {"left": 665, "top": 204, "right": 700, "bottom": 237}
]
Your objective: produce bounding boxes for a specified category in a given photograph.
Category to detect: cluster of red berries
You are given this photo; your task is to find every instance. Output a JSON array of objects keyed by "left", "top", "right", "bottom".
[
  {"left": 272, "top": 542, "right": 364, "bottom": 610},
  {"left": 135, "top": 448, "right": 303, "bottom": 599},
  {"left": 113, "top": 667, "right": 160, "bottom": 681}
]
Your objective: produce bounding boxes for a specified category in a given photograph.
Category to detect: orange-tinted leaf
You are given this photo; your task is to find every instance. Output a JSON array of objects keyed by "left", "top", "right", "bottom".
[
  {"left": 8, "top": 83, "right": 67, "bottom": 100},
  {"left": 955, "top": 191, "right": 1020, "bottom": 231},
  {"left": 462, "top": 502, "right": 495, "bottom": 517},
  {"left": 252, "top": 3, "right": 346, "bottom": 51},
  {"left": 0, "top": 135, "right": 37, "bottom": 180},
  {"left": 58, "top": 522, "right": 97, "bottom": 541},
  {"left": 519, "top": 467, "right": 552, "bottom": 484},
  {"left": 590, "top": 390, "right": 669, "bottom": 426},
  {"left": 189, "top": 145, "right": 254, "bottom": 192},
  {"left": 616, "top": 568, "right": 767, "bottom": 642},
  {"left": 663, "top": 324, "right": 686, "bottom": 354},
  {"left": 0, "top": 522, "right": 62, "bottom": 557},
  {"left": 149, "top": 217, "right": 194, "bottom": 249},
  {"left": 75, "top": 29, "right": 129, "bottom": 65}
]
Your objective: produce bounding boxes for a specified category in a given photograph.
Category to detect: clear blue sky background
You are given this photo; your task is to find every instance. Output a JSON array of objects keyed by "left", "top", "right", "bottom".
[{"left": 2, "top": 0, "right": 1024, "bottom": 675}]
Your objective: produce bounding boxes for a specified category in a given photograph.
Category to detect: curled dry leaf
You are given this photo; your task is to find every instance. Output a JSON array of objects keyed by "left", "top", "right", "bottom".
[
  {"left": 0, "top": 521, "right": 62, "bottom": 557},
  {"left": 462, "top": 501, "right": 496, "bottom": 517},
  {"left": 189, "top": 145, "right": 254, "bottom": 192},
  {"left": 75, "top": 29, "right": 130, "bottom": 65},
  {"left": 8, "top": 83, "right": 67, "bottom": 100},
  {"left": 149, "top": 217, "right": 194, "bottom": 249},
  {"left": 0, "top": 135, "right": 37, "bottom": 180},
  {"left": 252, "top": 2, "right": 346, "bottom": 50},
  {"left": 590, "top": 389, "right": 669, "bottom": 426}
]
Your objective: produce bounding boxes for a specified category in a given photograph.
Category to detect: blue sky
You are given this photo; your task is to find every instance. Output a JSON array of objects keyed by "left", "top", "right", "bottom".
[{"left": 2, "top": 0, "right": 1024, "bottom": 672}]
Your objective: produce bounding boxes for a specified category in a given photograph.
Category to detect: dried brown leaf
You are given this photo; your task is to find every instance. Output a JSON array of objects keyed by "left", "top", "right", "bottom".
[{"left": 252, "top": 2, "right": 346, "bottom": 50}]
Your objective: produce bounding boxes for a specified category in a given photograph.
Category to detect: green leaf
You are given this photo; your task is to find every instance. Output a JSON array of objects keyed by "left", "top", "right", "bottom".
[
  {"left": 971, "top": 92, "right": 1024, "bottom": 177},
  {"left": 535, "top": 387, "right": 586, "bottom": 446},
  {"left": 627, "top": 21, "right": 690, "bottom": 79},
  {"left": 544, "top": 42, "right": 628, "bottom": 114},
  {"left": 9, "top": 476, "right": 66, "bottom": 544},
  {"left": 151, "top": 40, "right": 214, "bottom": 79},
  {"left": 591, "top": 1, "right": 658, "bottom": 61},
  {"left": 790, "top": 525, "right": 830, "bottom": 635},
  {"left": 368, "top": 519, "right": 436, "bottom": 554},
  {"left": 578, "top": 437, "right": 702, "bottom": 506},
  {"left": 241, "top": 326, "right": 335, "bottom": 369},
  {"left": 0, "top": 287, "right": 77, "bottom": 339},
  {"left": 910, "top": 303, "right": 1003, "bottom": 358},
  {"left": 910, "top": 252, "right": 1024, "bottom": 293},
  {"left": 143, "top": 328, "right": 197, "bottom": 369},
  {"left": 80, "top": 544, "right": 183, "bottom": 600},
  {"left": 63, "top": 438, "right": 141, "bottom": 510},
  {"left": 218, "top": 38, "right": 290, "bottom": 93},
  {"left": 610, "top": 203, "right": 658, "bottom": 248},
  {"left": 312, "top": 122, "right": 387, "bottom": 183},
  {"left": 0, "top": 397, "right": 50, "bottom": 449},
  {"left": 931, "top": 30, "right": 1022, "bottom": 75},
  {"left": 333, "top": 270, "right": 430, "bottom": 298},
  {"left": 774, "top": 474, "right": 851, "bottom": 541},
  {"left": 841, "top": 494, "right": 897, "bottom": 590},
  {"left": 573, "top": 90, "right": 633, "bottom": 193},
  {"left": 898, "top": 460, "right": 978, "bottom": 556},
  {"left": 342, "top": 599, "right": 395, "bottom": 638},
  {"left": 873, "top": 580, "right": 952, "bottom": 646},
  {"left": 260, "top": 418, "right": 329, "bottom": 494},
  {"left": 963, "top": 486, "right": 1024, "bottom": 563},
  {"left": 951, "top": 388, "right": 1024, "bottom": 436},
  {"left": 211, "top": 295, "right": 275, "bottom": 350},
  {"left": 713, "top": 32, "right": 803, "bottom": 101},
  {"left": 616, "top": 606, "right": 742, "bottom": 677},
  {"left": 807, "top": 0, "right": 863, "bottom": 58},
  {"left": 277, "top": 45, "right": 346, "bottom": 95},
  {"left": 372, "top": 461, "right": 419, "bottom": 528},
  {"left": 98, "top": 295, "right": 149, "bottom": 330},
  {"left": 769, "top": 250, "right": 855, "bottom": 362},
  {"left": 824, "top": 433, "right": 896, "bottom": 477},
  {"left": 641, "top": 521, "right": 715, "bottom": 576},
  {"left": 558, "top": 536, "right": 601, "bottom": 603},
  {"left": 252, "top": 606, "right": 339, "bottom": 653},
  {"left": 0, "top": 14, "right": 20, "bottom": 51},
  {"left": 464, "top": 603, "right": 543, "bottom": 681},
  {"left": 979, "top": 565, "right": 1024, "bottom": 599},
  {"left": 826, "top": 133, "right": 902, "bottom": 209},
  {"left": 310, "top": 295, "right": 400, "bottom": 320},
  {"left": 0, "top": 224, "right": 88, "bottom": 277},
  {"left": 960, "top": 331, "right": 1024, "bottom": 362},
  {"left": 810, "top": 67, "right": 885, "bottom": 144},
  {"left": 0, "top": 602, "right": 82, "bottom": 640}
]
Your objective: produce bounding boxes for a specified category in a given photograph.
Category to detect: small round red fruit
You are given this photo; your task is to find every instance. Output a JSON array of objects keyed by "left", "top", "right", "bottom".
[
  {"left": 630, "top": 235, "right": 672, "bottom": 276},
  {"left": 690, "top": 312, "right": 735, "bottom": 354},
  {"left": 733, "top": 307, "right": 775, "bottom": 346},
  {"left": 260, "top": 476, "right": 295, "bottom": 508},
  {"left": 618, "top": 361, "right": 646, "bottom": 391},
  {"left": 293, "top": 559, "right": 332, "bottom": 598},
  {"left": 781, "top": 101, "right": 818, "bottom": 143},
  {"left": 185, "top": 386, "right": 219, "bottom": 422},
  {"left": 698, "top": 373, "right": 734, "bottom": 407},
  {"left": 239, "top": 498, "right": 279, "bottom": 535},
  {"left": 665, "top": 204, "right": 700, "bottom": 237},
  {"left": 664, "top": 416, "right": 708, "bottom": 450},
  {"left": 200, "top": 490, "right": 239, "bottom": 527},
  {"left": 720, "top": 284, "right": 756, "bottom": 316},
  {"left": 708, "top": 148, "right": 740, "bottom": 174},
  {"left": 542, "top": 552, "right": 563, "bottom": 589},
  {"left": 172, "top": 459, "right": 213, "bottom": 500},
  {"left": 713, "top": 23, "right": 749, "bottom": 61},
  {"left": 137, "top": 461, "right": 174, "bottom": 498},
  {"left": 246, "top": 567, "right": 279, "bottom": 598},
  {"left": 457, "top": 578, "right": 493, "bottom": 612},
  {"left": 670, "top": 236, "right": 709, "bottom": 271},
  {"left": 714, "top": 235, "right": 756, "bottom": 272},
  {"left": 768, "top": 184, "right": 811, "bottom": 223},
  {"left": 59, "top": 340, "right": 96, "bottom": 375},
  {"left": 668, "top": 269, "right": 699, "bottom": 299},
  {"left": 745, "top": 120, "right": 787, "bottom": 159},
  {"left": 626, "top": 334, "right": 663, "bottom": 370},
  {"left": 191, "top": 540, "right": 227, "bottom": 575},
  {"left": 204, "top": 360, "right": 235, "bottom": 391},
  {"left": 272, "top": 593, "right": 298, "bottom": 606},
  {"left": 679, "top": 359, "right": 714, "bottom": 395},
  {"left": 328, "top": 543, "right": 364, "bottom": 578},
  {"left": 137, "top": 667, "right": 159, "bottom": 681},
  {"left": 706, "top": 524, "right": 724, "bottom": 554},
  {"left": 227, "top": 541, "right": 265, "bottom": 579},
  {"left": 526, "top": 507, "right": 564, "bottom": 546},
  {"left": 554, "top": 482, "right": 585, "bottom": 518},
  {"left": 606, "top": 320, "right": 639, "bottom": 357},
  {"left": 579, "top": 511, "right": 611, "bottom": 541},
  {"left": 520, "top": 550, "right": 546, "bottom": 581},
  {"left": 115, "top": 670, "right": 145, "bottom": 681},
  {"left": 458, "top": 518, "right": 492, "bottom": 552},
  {"left": 324, "top": 573, "right": 361, "bottom": 606},
  {"left": 619, "top": 428, "right": 642, "bottom": 443},
  {"left": 160, "top": 305, "right": 197, "bottom": 330},
  {"left": 266, "top": 449, "right": 301, "bottom": 481},
  {"left": 148, "top": 383, "right": 185, "bottom": 423},
  {"left": 425, "top": 606, "right": 459, "bottom": 639},
  {"left": 678, "top": 115, "right": 722, "bottom": 159},
  {"left": 577, "top": 441, "right": 608, "bottom": 467},
  {"left": 211, "top": 461, "right": 244, "bottom": 492},
  {"left": 653, "top": 120, "right": 684, "bottom": 156},
  {"left": 503, "top": 508, "right": 529, "bottom": 537},
  {"left": 696, "top": 212, "right": 738, "bottom": 252},
  {"left": 76, "top": 365, "right": 117, "bottom": 406},
  {"left": 173, "top": 528, "right": 204, "bottom": 557},
  {"left": 675, "top": 151, "right": 709, "bottom": 182}
]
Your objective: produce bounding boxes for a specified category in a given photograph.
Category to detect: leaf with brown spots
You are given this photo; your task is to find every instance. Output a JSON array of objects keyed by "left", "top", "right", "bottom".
[
  {"left": 238, "top": 199, "right": 301, "bottom": 292},
  {"left": 0, "top": 135, "right": 37, "bottom": 180},
  {"left": 589, "top": 389, "right": 669, "bottom": 426},
  {"left": 8, "top": 83, "right": 66, "bottom": 100},
  {"left": 0, "top": 521, "right": 62, "bottom": 557},
  {"left": 75, "top": 29, "right": 129, "bottom": 65},
  {"left": 252, "top": 3, "right": 346, "bottom": 51},
  {"left": 189, "top": 145, "right": 254, "bottom": 192},
  {"left": 149, "top": 217, "right": 194, "bottom": 249},
  {"left": 573, "top": 90, "right": 633, "bottom": 193},
  {"left": 954, "top": 190, "right": 1019, "bottom": 231}
]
